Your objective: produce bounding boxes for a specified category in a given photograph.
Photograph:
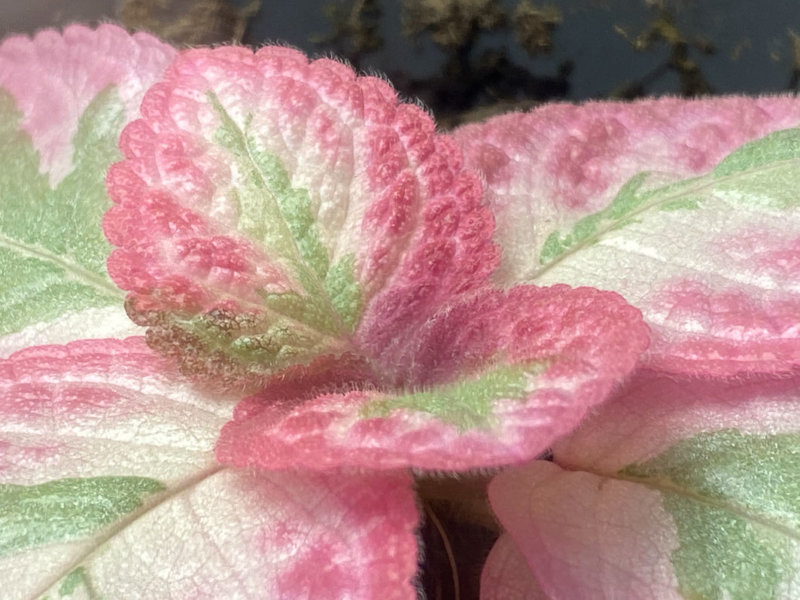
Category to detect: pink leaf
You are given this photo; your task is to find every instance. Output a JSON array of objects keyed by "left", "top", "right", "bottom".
[
  {"left": 0, "top": 24, "right": 175, "bottom": 186},
  {"left": 480, "top": 534, "right": 549, "bottom": 600},
  {"left": 454, "top": 97, "right": 800, "bottom": 375},
  {"left": 216, "top": 285, "right": 648, "bottom": 470},
  {"left": 486, "top": 370, "right": 800, "bottom": 599},
  {"left": 103, "top": 43, "right": 648, "bottom": 471},
  {"left": 0, "top": 338, "right": 419, "bottom": 598},
  {"left": 105, "top": 45, "right": 499, "bottom": 389},
  {"left": 0, "top": 337, "right": 232, "bottom": 483},
  {"left": 0, "top": 24, "right": 175, "bottom": 354}
]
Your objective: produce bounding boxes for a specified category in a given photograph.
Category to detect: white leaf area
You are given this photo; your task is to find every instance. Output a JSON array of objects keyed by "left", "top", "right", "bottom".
[{"left": 0, "top": 338, "right": 418, "bottom": 599}]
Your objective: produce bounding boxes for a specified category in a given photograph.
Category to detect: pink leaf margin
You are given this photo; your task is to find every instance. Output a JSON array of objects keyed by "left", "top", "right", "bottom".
[
  {"left": 453, "top": 96, "right": 800, "bottom": 377},
  {"left": 484, "top": 370, "right": 800, "bottom": 600},
  {"left": 216, "top": 285, "right": 649, "bottom": 471},
  {"left": 0, "top": 338, "right": 421, "bottom": 599},
  {"left": 0, "top": 23, "right": 175, "bottom": 184}
]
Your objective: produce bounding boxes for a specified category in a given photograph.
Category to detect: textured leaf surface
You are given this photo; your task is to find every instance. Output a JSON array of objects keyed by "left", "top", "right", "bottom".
[
  {"left": 1, "top": 476, "right": 165, "bottom": 557},
  {"left": 216, "top": 285, "right": 648, "bottom": 470},
  {"left": 105, "top": 45, "right": 499, "bottom": 390},
  {"left": 454, "top": 97, "right": 800, "bottom": 375},
  {"left": 486, "top": 371, "right": 800, "bottom": 600},
  {"left": 0, "top": 25, "right": 175, "bottom": 353},
  {"left": 0, "top": 338, "right": 419, "bottom": 599}
]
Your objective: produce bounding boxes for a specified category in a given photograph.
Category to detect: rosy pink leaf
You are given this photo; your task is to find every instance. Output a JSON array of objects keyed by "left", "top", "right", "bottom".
[
  {"left": 454, "top": 98, "right": 800, "bottom": 376},
  {"left": 0, "top": 25, "right": 175, "bottom": 355},
  {"left": 0, "top": 338, "right": 419, "bottom": 598},
  {"left": 487, "top": 371, "right": 800, "bottom": 600},
  {"left": 0, "top": 24, "right": 174, "bottom": 183},
  {"left": 216, "top": 285, "right": 648, "bottom": 470},
  {"left": 481, "top": 534, "right": 549, "bottom": 600},
  {"left": 103, "top": 43, "right": 649, "bottom": 472},
  {"left": 105, "top": 45, "right": 499, "bottom": 390}
]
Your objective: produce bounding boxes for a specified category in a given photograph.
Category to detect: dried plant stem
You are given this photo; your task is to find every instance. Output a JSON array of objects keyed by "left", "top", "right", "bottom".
[{"left": 424, "top": 501, "right": 460, "bottom": 600}]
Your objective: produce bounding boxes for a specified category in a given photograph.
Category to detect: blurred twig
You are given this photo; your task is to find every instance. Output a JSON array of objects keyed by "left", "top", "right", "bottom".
[
  {"left": 314, "top": 0, "right": 383, "bottom": 68},
  {"left": 612, "top": 7, "right": 714, "bottom": 98},
  {"left": 118, "top": 0, "right": 260, "bottom": 45}
]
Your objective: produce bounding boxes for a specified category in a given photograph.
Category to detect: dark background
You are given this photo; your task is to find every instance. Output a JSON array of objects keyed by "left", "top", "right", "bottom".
[{"left": 3, "top": 0, "right": 800, "bottom": 127}]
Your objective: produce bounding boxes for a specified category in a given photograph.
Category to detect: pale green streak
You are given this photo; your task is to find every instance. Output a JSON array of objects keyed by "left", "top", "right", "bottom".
[
  {"left": 712, "top": 128, "right": 800, "bottom": 211},
  {"left": 539, "top": 171, "right": 700, "bottom": 265},
  {"left": 325, "top": 254, "right": 362, "bottom": 332},
  {"left": 59, "top": 567, "right": 87, "bottom": 595},
  {"left": 363, "top": 361, "right": 546, "bottom": 430},
  {"left": 206, "top": 91, "right": 363, "bottom": 334},
  {"left": 260, "top": 291, "right": 340, "bottom": 336},
  {"left": 246, "top": 139, "right": 330, "bottom": 281},
  {"left": 0, "top": 476, "right": 165, "bottom": 557},
  {"left": 620, "top": 429, "right": 800, "bottom": 600},
  {"left": 207, "top": 93, "right": 327, "bottom": 279},
  {"left": 0, "top": 87, "right": 125, "bottom": 337},
  {"left": 181, "top": 306, "right": 328, "bottom": 371},
  {"left": 539, "top": 126, "right": 800, "bottom": 267},
  {"left": 714, "top": 128, "right": 800, "bottom": 176},
  {"left": 58, "top": 566, "right": 100, "bottom": 599}
]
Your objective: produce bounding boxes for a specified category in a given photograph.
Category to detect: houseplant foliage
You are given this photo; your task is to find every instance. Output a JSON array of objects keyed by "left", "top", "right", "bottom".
[
  {"left": 0, "top": 23, "right": 798, "bottom": 599},
  {"left": 454, "top": 99, "right": 800, "bottom": 598}
]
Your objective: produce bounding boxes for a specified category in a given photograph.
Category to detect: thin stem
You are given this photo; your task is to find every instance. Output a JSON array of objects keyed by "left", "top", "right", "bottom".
[{"left": 424, "top": 502, "right": 460, "bottom": 600}]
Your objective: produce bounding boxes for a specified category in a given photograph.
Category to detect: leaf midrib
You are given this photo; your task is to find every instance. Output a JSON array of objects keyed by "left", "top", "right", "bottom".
[
  {"left": 531, "top": 158, "right": 800, "bottom": 281},
  {"left": 26, "top": 463, "right": 226, "bottom": 600},
  {"left": 207, "top": 92, "right": 352, "bottom": 339},
  {"left": 0, "top": 232, "right": 122, "bottom": 300},
  {"left": 563, "top": 461, "right": 800, "bottom": 543}
]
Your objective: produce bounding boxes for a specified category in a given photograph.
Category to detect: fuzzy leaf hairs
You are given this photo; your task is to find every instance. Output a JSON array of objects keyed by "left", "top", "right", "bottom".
[
  {"left": 4, "top": 21, "right": 800, "bottom": 600},
  {"left": 0, "top": 26, "right": 645, "bottom": 598},
  {"left": 454, "top": 98, "right": 800, "bottom": 599}
]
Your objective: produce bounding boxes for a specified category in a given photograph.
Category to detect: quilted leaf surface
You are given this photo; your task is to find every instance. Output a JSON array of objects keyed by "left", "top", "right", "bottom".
[
  {"left": 0, "top": 24, "right": 175, "bottom": 355},
  {"left": 0, "top": 338, "right": 418, "bottom": 599},
  {"left": 454, "top": 98, "right": 800, "bottom": 375},
  {"left": 487, "top": 371, "right": 800, "bottom": 600}
]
